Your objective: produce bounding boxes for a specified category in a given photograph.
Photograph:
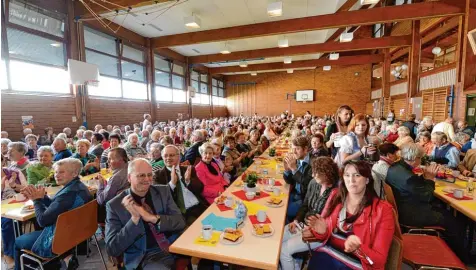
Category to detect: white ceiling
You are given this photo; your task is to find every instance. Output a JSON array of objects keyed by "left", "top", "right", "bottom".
[
  {"left": 100, "top": 0, "right": 372, "bottom": 67},
  {"left": 205, "top": 53, "right": 323, "bottom": 68},
  {"left": 223, "top": 67, "right": 316, "bottom": 75}
]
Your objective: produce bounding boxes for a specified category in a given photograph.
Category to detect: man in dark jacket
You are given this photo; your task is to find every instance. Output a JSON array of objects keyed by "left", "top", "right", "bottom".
[
  {"left": 402, "top": 114, "right": 418, "bottom": 140},
  {"left": 181, "top": 130, "right": 204, "bottom": 165},
  {"left": 154, "top": 145, "right": 207, "bottom": 226},
  {"left": 283, "top": 136, "right": 313, "bottom": 221},
  {"left": 386, "top": 143, "right": 468, "bottom": 261}
]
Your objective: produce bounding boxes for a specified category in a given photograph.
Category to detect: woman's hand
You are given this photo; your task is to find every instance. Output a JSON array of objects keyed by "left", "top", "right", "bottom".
[
  {"left": 344, "top": 235, "right": 361, "bottom": 253},
  {"left": 306, "top": 214, "right": 327, "bottom": 235},
  {"left": 462, "top": 169, "right": 472, "bottom": 177}
]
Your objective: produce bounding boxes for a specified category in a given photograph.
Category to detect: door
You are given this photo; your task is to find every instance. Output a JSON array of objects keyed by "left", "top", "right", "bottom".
[{"left": 466, "top": 95, "right": 476, "bottom": 127}]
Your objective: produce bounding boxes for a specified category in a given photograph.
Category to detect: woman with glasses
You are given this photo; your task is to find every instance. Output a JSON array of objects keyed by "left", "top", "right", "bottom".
[{"left": 196, "top": 143, "right": 228, "bottom": 204}]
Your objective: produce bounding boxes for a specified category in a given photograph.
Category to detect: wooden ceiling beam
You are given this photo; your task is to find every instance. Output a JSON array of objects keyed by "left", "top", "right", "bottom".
[
  {"left": 209, "top": 54, "right": 383, "bottom": 74},
  {"left": 152, "top": 1, "right": 463, "bottom": 48},
  {"left": 75, "top": 0, "right": 171, "bottom": 17},
  {"left": 189, "top": 35, "right": 411, "bottom": 64}
]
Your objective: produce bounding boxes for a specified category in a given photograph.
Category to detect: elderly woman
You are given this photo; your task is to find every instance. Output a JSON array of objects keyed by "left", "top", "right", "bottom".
[
  {"left": 149, "top": 142, "right": 165, "bottom": 173},
  {"left": 124, "top": 133, "right": 147, "bottom": 160},
  {"left": 430, "top": 131, "right": 460, "bottom": 169},
  {"left": 74, "top": 129, "right": 84, "bottom": 142},
  {"left": 83, "top": 130, "right": 93, "bottom": 142},
  {"left": 143, "top": 113, "right": 152, "bottom": 131},
  {"left": 160, "top": 135, "right": 174, "bottom": 146},
  {"left": 72, "top": 139, "right": 99, "bottom": 176},
  {"left": 222, "top": 135, "right": 247, "bottom": 171},
  {"left": 14, "top": 158, "right": 93, "bottom": 269},
  {"left": 24, "top": 134, "right": 39, "bottom": 161},
  {"left": 7, "top": 142, "right": 30, "bottom": 178},
  {"left": 38, "top": 127, "right": 55, "bottom": 146},
  {"left": 26, "top": 146, "right": 55, "bottom": 185},
  {"left": 417, "top": 131, "right": 434, "bottom": 155},
  {"left": 101, "top": 133, "right": 121, "bottom": 164},
  {"left": 89, "top": 133, "right": 104, "bottom": 158},
  {"left": 211, "top": 128, "right": 223, "bottom": 147},
  {"left": 146, "top": 130, "right": 161, "bottom": 152},
  {"left": 1, "top": 138, "right": 12, "bottom": 167},
  {"left": 263, "top": 122, "right": 277, "bottom": 141},
  {"left": 246, "top": 129, "right": 262, "bottom": 156},
  {"left": 211, "top": 141, "right": 225, "bottom": 171},
  {"left": 384, "top": 123, "right": 399, "bottom": 143},
  {"left": 169, "top": 128, "right": 182, "bottom": 145},
  {"left": 335, "top": 114, "right": 376, "bottom": 168},
  {"left": 452, "top": 132, "right": 470, "bottom": 151},
  {"left": 418, "top": 116, "right": 434, "bottom": 134},
  {"left": 195, "top": 143, "right": 228, "bottom": 204},
  {"left": 394, "top": 126, "right": 414, "bottom": 148},
  {"left": 280, "top": 157, "right": 338, "bottom": 270}
]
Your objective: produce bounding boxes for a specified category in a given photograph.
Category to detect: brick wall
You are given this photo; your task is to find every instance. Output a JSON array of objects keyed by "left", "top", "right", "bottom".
[{"left": 225, "top": 64, "right": 372, "bottom": 117}]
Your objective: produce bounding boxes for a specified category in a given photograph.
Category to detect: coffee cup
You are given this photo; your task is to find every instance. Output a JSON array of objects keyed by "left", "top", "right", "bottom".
[
  {"left": 202, "top": 225, "right": 213, "bottom": 240},
  {"left": 246, "top": 192, "right": 256, "bottom": 200},
  {"left": 224, "top": 196, "right": 234, "bottom": 208},
  {"left": 273, "top": 187, "right": 281, "bottom": 197},
  {"left": 453, "top": 189, "right": 464, "bottom": 199},
  {"left": 267, "top": 178, "right": 275, "bottom": 186},
  {"left": 257, "top": 210, "right": 267, "bottom": 223},
  {"left": 15, "top": 193, "right": 25, "bottom": 201}
]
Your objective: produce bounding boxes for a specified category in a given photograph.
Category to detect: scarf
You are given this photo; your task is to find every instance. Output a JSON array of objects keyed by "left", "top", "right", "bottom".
[{"left": 204, "top": 161, "right": 218, "bottom": 176}]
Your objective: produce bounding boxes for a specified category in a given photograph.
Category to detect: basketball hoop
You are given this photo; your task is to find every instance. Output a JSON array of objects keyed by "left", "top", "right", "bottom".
[
  {"left": 85, "top": 79, "right": 99, "bottom": 87},
  {"left": 302, "top": 97, "right": 308, "bottom": 104}
]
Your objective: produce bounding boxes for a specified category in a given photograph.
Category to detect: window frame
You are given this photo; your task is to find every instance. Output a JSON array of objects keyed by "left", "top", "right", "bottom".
[
  {"left": 153, "top": 53, "right": 187, "bottom": 104},
  {"left": 211, "top": 77, "right": 226, "bottom": 106},
  {"left": 191, "top": 70, "right": 211, "bottom": 106}
]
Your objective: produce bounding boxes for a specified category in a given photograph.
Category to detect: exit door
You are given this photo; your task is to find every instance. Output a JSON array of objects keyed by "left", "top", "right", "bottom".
[{"left": 466, "top": 95, "right": 476, "bottom": 127}]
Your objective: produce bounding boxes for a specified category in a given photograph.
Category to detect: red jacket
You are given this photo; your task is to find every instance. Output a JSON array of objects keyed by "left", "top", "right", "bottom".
[
  {"left": 195, "top": 161, "right": 228, "bottom": 204},
  {"left": 312, "top": 198, "right": 395, "bottom": 270}
]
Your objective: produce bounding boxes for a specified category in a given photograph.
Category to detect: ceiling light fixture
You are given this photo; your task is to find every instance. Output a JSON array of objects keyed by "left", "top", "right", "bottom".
[
  {"left": 340, "top": 32, "right": 354, "bottom": 43},
  {"left": 278, "top": 37, "right": 288, "bottom": 48},
  {"left": 50, "top": 43, "right": 61, "bottom": 47},
  {"left": 287, "top": 69, "right": 293, "bottom": 74},
  {"left": 220, "top": 42, "right": 231, "bottom": 54},
  {"left": 267, "top": 1, "right": 283, "bottom": 17},
  {"left": 329, "top": 53, "right": 340, "bottom": 60},
  {"left": 251, "top": 72, "right": 257, "bottom": 76},
  {"left": 360, "top": 0, "right": 379, "bottom": 4},
  {"left": 184, "top": 14, "right": 201, "bottom": 29},
  {"left": 239, "top": 61, "right": 248, "bottom": 67},
  {"left": 432, "top": 46, "right": 442, "bottom": 55},
  {"left": 284, "top": 57, "right": 292, "bottom": 64},
  {"left": 323, "top": 66, "right": 331, "bottom": 71}
]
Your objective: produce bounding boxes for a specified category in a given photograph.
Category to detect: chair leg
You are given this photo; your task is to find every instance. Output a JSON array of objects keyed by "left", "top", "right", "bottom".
[
  {"left": 93, "top": 234, "right": 107, "bottom": 270},
  {"left": 20, "top": 253, "right": 45, "bottom": 270}
]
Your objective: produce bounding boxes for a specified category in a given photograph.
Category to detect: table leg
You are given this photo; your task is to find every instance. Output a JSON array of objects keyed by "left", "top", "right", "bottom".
[{"left": 13, "top": 220, "right": 21, "bottom": 238}]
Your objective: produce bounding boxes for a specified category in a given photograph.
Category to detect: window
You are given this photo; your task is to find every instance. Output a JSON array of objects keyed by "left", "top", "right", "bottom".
[
  {"left": 191, "top": 70, "right": 211, "bottom": 105},
  {"left": 211, "top": 78, "right": 226, "bottom": 106},
  {"left": 154, "top": 54, "right": 186, "bottom": 103},
  {"left": 84, "top": 26, "right": 147, "bottom": 99},
  {"left": 2, "top": 1, "right": 69, "bottom": 93}
]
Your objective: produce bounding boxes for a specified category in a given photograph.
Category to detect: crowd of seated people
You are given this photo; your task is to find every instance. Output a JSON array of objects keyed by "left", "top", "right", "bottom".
[{"left": 1, "top": 109, "right": 475, "bottom": 269}]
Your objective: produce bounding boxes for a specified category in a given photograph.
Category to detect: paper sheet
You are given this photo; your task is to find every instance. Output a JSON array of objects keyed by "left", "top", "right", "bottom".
[
  {"left": 193, "top": 231, "right": 221, "bottom": 247},
  {"left": 201, "top": 213, "right": 241, "bottom": 231}
]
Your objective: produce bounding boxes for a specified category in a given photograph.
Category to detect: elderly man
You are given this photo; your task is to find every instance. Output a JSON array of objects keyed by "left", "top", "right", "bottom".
[
  {"left": 429, "top": 131, "right": 460, "bottom": 169},
  {"left": 154, "top": 145, "right": 207, "bottom": 226},
  {"left": 124, "top": 133, "right": 147, "bottom": 160},
  {"left": 14, "top": 158, "right": 93, "bottom": 270},
  {"left": 140, "top": 130, "right": 151, "bottom": 149},
  {"left": 456, "top": 120, "right": 474, "bottom": 138},
  {"left": 1, "top": 131, "right": 8, "bottom": 138},
  {"left": 386, "top": 143, "right": 467, "bottom": 261},
  {"left": 63, "top": 127, "right": 72, "bottom": 139},
  {"left": 432, "top": 117, "right": 455, "bottom": 142},
  {"left": 181, "top": 130, "right": 205, "bottom": 165},
  {"left": 52, "top": 138, "right": 72, "bottom": 161},
  {"left": 106, "top": 159, "right": 185, "bottom": 270},
  {"left": 84, "top": 130, "right": 93, "bottom": 142},
  {"left": 94, "top": 124, "right": 103, "bottom": 133},
  {"left": 107, "top": 125, "right": 113, "bottom": 133}
]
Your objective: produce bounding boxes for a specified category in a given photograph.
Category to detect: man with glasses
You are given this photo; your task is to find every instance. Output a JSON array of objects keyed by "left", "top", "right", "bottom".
[
  {"left": 105, "top": 158, "right": 185, "bottom": 270},
  {"left": 154, "top": 145, "right": 207, "bottom": 226}
]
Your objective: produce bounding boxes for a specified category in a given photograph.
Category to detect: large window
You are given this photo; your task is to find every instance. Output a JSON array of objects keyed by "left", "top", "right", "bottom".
[
  {"left": 191, "top": 70, "right": 210, "bottom": 105},
  {"left": 154, "top": 55, "right": 186, "bottom": 103},
  {"left": 2, "top": 0, "right": 69, "bottom": 93},
  {"left": 84, "top": 27, "right": 147, "bottom": 99},
  {"left": 212, "top": 78, "right": 226, "bottom": 106}
]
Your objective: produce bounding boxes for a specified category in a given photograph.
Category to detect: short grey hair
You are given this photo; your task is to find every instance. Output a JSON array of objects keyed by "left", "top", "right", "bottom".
[
  {"left": 397, "top": 126, "right": 410, "bottom": 136},
  {"left": 37, "top": 146, "right": 53, "bottom": 155},
  {"left": 128, "top": 158, "right": 151, "bottom": 175},
  {"left": 25, "top": 134, "right": 38, "bottom": 141},
  {"left": 161, "top": 144, "right": 179, "bottom": 156},
  {"left": 193, "top": 130, "right": 205, "bottom": 142},
  {"left": 400, "top": 143, "right": 424, "bottom": 161},
  {"left": 8, "top": 142, "right": 28, "bottom": 155},
  {"left": 1, "top": 138, "right": 12, "bottom": 146},
  {"left": 53, "top": 137, "right": 67, "bottom": 146},
  {"left": 199, "top": 142, "right": 214, "bottom": 156},
  {"left": 128, "top": 133, "right": 139, "bottom": 142},
  {"left": 57, "top": 133, "right": 67, "bottom": 140},
  {"left": 53, "top": 158, "right": 83, "bottom": 177}
]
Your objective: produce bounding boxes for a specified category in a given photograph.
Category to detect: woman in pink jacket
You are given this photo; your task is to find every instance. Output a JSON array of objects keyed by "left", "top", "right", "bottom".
[{"left": 195, "top": 143, "right": 228, "bottom": 204}]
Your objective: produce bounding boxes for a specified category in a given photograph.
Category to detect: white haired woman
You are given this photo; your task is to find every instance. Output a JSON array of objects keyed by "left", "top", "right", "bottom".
[
  {"left": 143, "top": 114, "right": 152, "bottom": 131},
  {"left": 1, "top": 138, "right": 12, "bottom": 167},
  {"left": 124, "top": 133, "right": 147, "bottom": 160},
  {"left": 72, "top": 139, "right": 99, "bottom": 176},
  {"left": 25, "top": 134, "right": 39, "bottom": 161},
  {"left": 26, "top": 146, "right": 55, "bottom": 185},
  {"left": 195, "top": 143, "right": 228, "bottom": 204},
  {"left": 7, "top": 142, "right": 30, "bottom": 178},
  {"left": 394, "top": 126, "right": 414, "bottom": 148},
  {"left": 263, "top": 121, "right": 277, "bottom": 141}
]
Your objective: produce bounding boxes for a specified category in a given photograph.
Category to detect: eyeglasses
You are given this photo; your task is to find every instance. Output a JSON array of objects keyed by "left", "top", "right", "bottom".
[
  {"left": 163, "top": 154, "right": 177, "bottom": 158},
  {"left": 135, "top": 173, "right": 153, "bottom": 179}
]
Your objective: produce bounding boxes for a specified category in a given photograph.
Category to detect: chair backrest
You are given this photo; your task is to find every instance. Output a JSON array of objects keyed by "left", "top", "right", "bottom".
[
  {"left": 392, "top": 209, "right": 403, "bottom": 240},
  {"left": 385, "top": 236, "right": 403, "bottom": 270},
  {"left": 383, "top": 183, "right": 398, "bottom": 215},
  {"left": 52, "top": 200, "right": 98, "bottom": 255}
]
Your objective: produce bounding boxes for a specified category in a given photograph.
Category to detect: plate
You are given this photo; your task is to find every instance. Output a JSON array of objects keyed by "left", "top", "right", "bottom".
[
  {"left": 251, "top": 224, "right": 275, "bottom": 238},
  {"left": 219, "top": 232, "right": 244, "bottom": 245},
  {"left": 214, "top": 195, "right": 226, "bottom": 205},
  {"left": 21, "top": 205, "right": 35, "bottom": 213},
  {"left": 264, "top": 186, "right": 275, "bottom": 192},
  {"left": 266, "top": 200, "right": 284, "bottom": 208},
  {"left": 442, "top": 187, "right": 456, "bottom": 193}
]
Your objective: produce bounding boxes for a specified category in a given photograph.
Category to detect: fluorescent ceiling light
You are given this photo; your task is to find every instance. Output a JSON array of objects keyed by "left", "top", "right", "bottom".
[
  {"left": 287, "top": 69, "right": 293, "bottom": 74},
  {"left": 239, "top": 61, "right": 248, "bottom": 67},
  {"left": 361, "top": 0, "right": 379, "bottom": 4},
  {"left": 323, "top": 66, "right": 331, "bottom": 71},
  {"left": 278, "top": 38, "right": 288, "bottom": 48},
  {"left": 220, "top": 49, "right": 231, "bottom": 54},
  {"left": 329, "top": 53, "right": 339, "bottom": 60},
  {"left": 267, "top": 1, "right": 283, "bottom": 17},
  {"left": 251, "top": 72, "right": 257, "bottom": 76},
  {"left": 50, "top": 43, "right": 61, "bottom": 47},
  {"left": 340, "top": 32, "right": 353, "bottom": 43},
  {"left": 184, "top": 14, "right": 201, "bottom": 29},
  {"left": 284, "top": 57, "right": 292, "bottom": 64}
]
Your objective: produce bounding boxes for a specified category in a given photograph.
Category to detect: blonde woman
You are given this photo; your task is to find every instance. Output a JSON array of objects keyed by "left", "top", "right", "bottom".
[
  {"left": 394, "top": 126, "right": 414, "bottom": 148},
  {"left": 72, "top": 139, "right": 99, "bottom": 176}
]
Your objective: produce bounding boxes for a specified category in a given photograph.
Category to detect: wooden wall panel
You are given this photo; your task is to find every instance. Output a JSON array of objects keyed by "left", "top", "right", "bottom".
[
  {"left": 421, "top": 87, "right": 450, "bottom": 123},
  {"left": 89, "top": 98, "right": 149, "bottom": 127},
  {"left": 156, "top": 103, "right": 189, "bottom": 122},
  {"left": 1, "top": 93, "right": 77, "bottom": 140},
  {"left": 365, "top": 102, "right": 374, "bottom": 116},
  {"left": 225, "top": 65, "right": 372, "bottom": 116},
  {"left": 212, "top": 106, "right": 228, "bottom": 117},
  {"left": 192, "top": 105, "right": 212, "bottom": 119}
]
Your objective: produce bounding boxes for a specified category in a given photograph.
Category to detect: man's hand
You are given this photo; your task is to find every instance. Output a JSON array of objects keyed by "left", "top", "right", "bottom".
[
  {"left": 121, "top": 195, "right": 141, "bottom": 224},
  {"left": 462, "top": 169, "right": 472, "bottom": 177},
  {"left": 423, "top": 163, "right": 440, "bottom": 180},
  {"left": 135, "top": 205, "right": 159, "bottom": 224},
  {"left": 286, "top": 155, "right": 298, "bottom": 171},
  {"left": 184, "top": 166, "right": 192, "bottom": 182},
  {"left": 95, "top": 174, "right": 107, "bottom": 186},
  {"left": 170, "top": 166, "right": 178, "bottom": 185}
]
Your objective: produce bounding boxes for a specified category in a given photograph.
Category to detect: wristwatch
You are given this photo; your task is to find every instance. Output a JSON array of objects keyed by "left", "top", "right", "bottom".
[{"left": 155, "top": 215, "right": 161, "bottom": 225}]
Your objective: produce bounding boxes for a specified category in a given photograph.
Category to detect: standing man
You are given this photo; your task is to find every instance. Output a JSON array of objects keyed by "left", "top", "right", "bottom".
[
  {"left": 105, "top": 159, "right": 185, "bottom": 270},
  {"left": 402, "top": 114, "right": 418, "bottom": 140},
  {"left": 154, "top": 145, "right": 207, "bottom": 226}
]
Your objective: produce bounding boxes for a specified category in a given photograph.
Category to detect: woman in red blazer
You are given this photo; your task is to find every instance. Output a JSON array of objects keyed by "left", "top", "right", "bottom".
[
  {"left": 304, "top": 160, "right": 395, "bottom": 270},
  {"left": 195, "top": 143, "right": 228, "bottom": 204}
]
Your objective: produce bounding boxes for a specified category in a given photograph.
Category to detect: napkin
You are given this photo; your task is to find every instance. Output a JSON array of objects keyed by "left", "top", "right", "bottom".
[
  {"left": 216, "top": 204, "right": 235, "bottom": 212},
  {"left": 444, "top": 193, "right": 473, "bottom": 200},
  {"left": 242, "top": 200, "right": 268, "bottom": 216},
  {"left": 248, "top": 215, "right": 271, "bottom": 224},
  {"left": 194, "top": 231, "right": 221, "bottom": 247},
  {"left": 232, "top": 190, "right": 270, "bottom": 201},
  {"left": 201, "top": 213, "right": 241, "bottom": 231}
]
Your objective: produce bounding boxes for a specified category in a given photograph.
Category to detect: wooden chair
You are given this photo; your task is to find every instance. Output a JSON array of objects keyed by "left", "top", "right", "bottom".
[
  {"left": 385, "top": 236, "right": 404, "bottom": 270},
  {"left": 20, "top": 200, "right": 107, "bottom": 270}
]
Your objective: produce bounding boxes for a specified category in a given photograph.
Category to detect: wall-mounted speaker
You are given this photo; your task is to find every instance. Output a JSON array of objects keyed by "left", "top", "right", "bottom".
[{"left": 468, "top": 28, "right": 476, "bottom": 55}]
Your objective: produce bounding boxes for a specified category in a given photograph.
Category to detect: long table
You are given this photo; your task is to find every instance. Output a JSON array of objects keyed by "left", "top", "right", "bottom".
[
  {"left": 169, "top": 138, "right": 291, "bottom": 270},
  {"left": 434, "top": 179, "right": 476, "bottom": 222}
]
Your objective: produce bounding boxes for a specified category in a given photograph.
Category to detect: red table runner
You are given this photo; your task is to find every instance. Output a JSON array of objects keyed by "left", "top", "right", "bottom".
[{"left": 232, "top": 190, "right": 270, "bottom": 201}]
